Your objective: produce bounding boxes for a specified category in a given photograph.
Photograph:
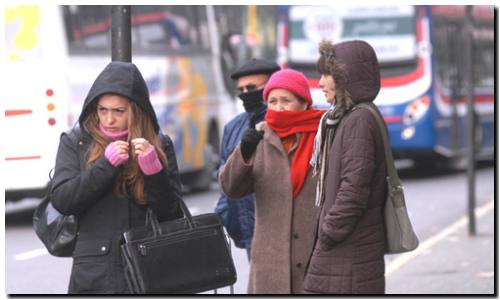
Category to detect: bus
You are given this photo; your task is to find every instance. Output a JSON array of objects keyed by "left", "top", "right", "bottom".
[
  {"left": 3, "top": 5, "right": 246, "bottom": 201},
  {"left": 277, "top": 5, "right": 494, "bottom": 168}
]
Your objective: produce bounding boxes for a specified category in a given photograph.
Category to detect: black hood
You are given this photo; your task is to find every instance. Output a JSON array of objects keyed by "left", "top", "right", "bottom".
[{"left": 78, "top": 61, "right": 160, "bottom": 133}]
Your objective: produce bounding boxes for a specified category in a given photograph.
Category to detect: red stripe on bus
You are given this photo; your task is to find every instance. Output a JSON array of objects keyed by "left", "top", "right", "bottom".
[
  {"left": 383, "top": 116, "right": 403, "bottom": 123},
  {"left": 417, "top": 8, "right": 424, "bottom": 41},
  {"left": 5, "top": 155, "right": 42, "bottom": 161},
  {"left": 380, "top": 57, "right": 425, "bottom": 88},
  {"left": 308, "top": 60, "right": 426, "bottom": 89},
  {"left": 75, "top": 12, "right": 172, "bottom": 39},
  {"left": 441, "top": 95, "right": 494, "bottom": 104},
  {"left": 5, "top": 109, "right": 33, "bottom": 117},
  {"left": 308, "top": 78, "right": 320, "bottom": 88}
]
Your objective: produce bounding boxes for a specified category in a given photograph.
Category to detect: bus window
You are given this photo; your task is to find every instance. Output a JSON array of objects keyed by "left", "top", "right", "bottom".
[
  {"left": 472, "top": 28, "right": 494, "bottom": 89},
  {"left": 473, "top": 44, "right": 494, "bottom": 88},
  {"left": 132, "top": 6, "right": 198, "bottom": 51},
  {"left": 63, "top": 6, "right": 110, "bottom": 53},
  {"left": 64, "top": 5, "right": 206, "bottom": 54},
  {"left": 214, "top": 5, "right": 278, "bottom": 99}
]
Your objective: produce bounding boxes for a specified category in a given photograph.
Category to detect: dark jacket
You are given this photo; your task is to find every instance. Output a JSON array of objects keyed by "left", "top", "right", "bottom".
[
  {"left": 51, "top": 62, "right": 182, "bottom": 294},
  {"left": 304, "top": 40, "right": 387, "bottom": 294},
  {"left": 214, "top": 111, "right": 255, "bottom": 250}
]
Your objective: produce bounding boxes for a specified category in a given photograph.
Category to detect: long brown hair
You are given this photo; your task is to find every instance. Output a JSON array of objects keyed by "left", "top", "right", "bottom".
[
  {"left": 317, "top": 40, "right": 354, "bottom": 119},
  {"left": 83, "top": 96, "right": 167, "bottom": 205}
]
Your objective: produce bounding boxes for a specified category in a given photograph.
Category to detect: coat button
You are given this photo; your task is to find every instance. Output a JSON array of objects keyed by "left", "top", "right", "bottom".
[
  {"left": 293, "top": 233, "right": 299, "bottom": 239},
  {"left": 296, "top": 263, "right": 302, "bottom": 268},
  {"left": 101, "top": 246, "right": 107, "bottom": 252},
  {"left": 78, "top": 141, "right": 83, "bottom": 145}
]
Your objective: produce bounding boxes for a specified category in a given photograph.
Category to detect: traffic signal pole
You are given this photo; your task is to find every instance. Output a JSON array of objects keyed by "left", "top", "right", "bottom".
[
  {"left": 111, "top": 5, "right": 131, "bottom": 62},
  {"left": 464, "top": 5, "right": 476, "bottom": 236}
]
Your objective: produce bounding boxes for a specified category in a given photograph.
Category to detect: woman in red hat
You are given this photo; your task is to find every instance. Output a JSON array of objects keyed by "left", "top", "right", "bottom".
[{"left": 219, "top": 69, "right": 325, "bottom": 294}]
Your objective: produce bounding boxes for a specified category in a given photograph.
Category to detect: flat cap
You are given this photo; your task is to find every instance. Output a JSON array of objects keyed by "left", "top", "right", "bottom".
[{"left": 230, "top": 58, "right": 280, "bottom": 80}]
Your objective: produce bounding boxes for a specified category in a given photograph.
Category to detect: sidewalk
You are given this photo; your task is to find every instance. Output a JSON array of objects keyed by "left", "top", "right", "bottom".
[{"left": 385, "top": 200, "right": 495, "bottom": 294}]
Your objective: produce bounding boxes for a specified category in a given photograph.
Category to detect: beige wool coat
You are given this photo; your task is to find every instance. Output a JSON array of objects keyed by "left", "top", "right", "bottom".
[{"left": 219, "top": 122, "right": 320, "bottom": 294}]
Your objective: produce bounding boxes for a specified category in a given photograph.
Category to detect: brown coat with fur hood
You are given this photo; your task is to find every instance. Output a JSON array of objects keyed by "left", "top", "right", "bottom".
[
  {"left": 220, "top": 122, "right": 320, "bottom": 294},
  {"left": 303, "top": 40, "right": 387, "bottom": 294}
]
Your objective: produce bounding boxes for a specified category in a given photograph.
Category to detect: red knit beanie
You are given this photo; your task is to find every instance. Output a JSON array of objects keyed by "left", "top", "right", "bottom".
[{"left": 263, "top": 68, "right": 313, "bottom": 107}]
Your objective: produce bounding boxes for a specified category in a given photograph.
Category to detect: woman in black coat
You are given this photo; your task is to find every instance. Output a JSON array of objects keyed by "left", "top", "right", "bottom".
[{"left": 51, "top": 61, "right": 183, "bottom": 294}]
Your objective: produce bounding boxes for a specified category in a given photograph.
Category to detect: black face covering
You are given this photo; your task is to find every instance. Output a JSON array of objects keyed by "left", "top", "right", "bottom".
[{"left": 238, "top": 89, "right": 265, "bottom": 113}]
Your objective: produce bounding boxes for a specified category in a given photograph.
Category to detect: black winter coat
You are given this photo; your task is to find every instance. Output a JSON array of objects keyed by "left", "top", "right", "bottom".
[{"left": 51, "top": 62, "right": 183, "bottom": 294}]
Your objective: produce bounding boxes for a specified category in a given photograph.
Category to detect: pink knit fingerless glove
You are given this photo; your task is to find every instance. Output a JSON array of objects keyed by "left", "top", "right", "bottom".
[
  {"left": 105, "top": 143, "right": 129, "bottom": 166},
  {"left": 138, "top": 147, "right": 164, "bottom": 175}
]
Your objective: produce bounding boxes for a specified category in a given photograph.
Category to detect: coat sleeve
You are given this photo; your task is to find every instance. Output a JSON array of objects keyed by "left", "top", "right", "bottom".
[
  {"left": 51, "top": 132, "right": 120, "bottom": 216},
  {"left": 321, "top": 110, "right": 377, "bottom": 245},
  {"left": 219, "top": 144, "right": 255, "bottom": 199},
  {"left": 144, "top": 133, "right": 183, "bottom": 222},
  {"left": 215, "top": 124, "right": 232, "bottom": 217}
]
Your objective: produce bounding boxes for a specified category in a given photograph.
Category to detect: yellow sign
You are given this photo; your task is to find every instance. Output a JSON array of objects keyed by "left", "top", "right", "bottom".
[{"left": 5, "top": 5, "right": 40, "bottom": 61}]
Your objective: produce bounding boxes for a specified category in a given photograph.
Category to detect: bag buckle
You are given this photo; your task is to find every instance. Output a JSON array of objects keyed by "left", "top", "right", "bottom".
[{"left": 392, "top": 185, "right": 404, "bottom": 192}]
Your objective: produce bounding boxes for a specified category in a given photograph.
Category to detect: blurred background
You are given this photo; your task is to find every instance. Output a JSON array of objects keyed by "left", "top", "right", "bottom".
[{"left": 2, "top": 4, "right": 495, "bottom": 294}]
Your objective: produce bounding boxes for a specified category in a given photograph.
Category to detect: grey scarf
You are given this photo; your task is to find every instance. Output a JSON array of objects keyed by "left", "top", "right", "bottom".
[{"left": 310, "top": 107, "right": 341, "bottom": 207}]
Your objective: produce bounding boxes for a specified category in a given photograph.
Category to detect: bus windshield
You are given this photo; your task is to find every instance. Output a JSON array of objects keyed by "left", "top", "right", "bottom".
[{"left": 287, "top": 5, "right": 418, "bottom": 78}]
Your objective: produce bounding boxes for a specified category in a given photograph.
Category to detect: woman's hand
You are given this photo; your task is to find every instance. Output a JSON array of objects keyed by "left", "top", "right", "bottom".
[
  {"left": 131, "top": 138, "right": 153, "bottom": 156},
  {"left": 240, "top": 128, "right": 264, "bottom": 161},
  {"left": 105, "top": 140, "right": 129, "bottom": 166},
  {"left": 132, "top": 138, "right": 164, "bottom": 175},
  {"left": 319, "top": 230, "right": 336, "bottom": 250}
]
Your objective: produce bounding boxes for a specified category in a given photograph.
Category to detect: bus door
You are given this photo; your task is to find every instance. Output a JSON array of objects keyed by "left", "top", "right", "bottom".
[
  {"left": 470, "top": 7, "right": 494, "bottom": 160},
  {"left": 433, "top": 14, "right": 466, "bottom": 156},
  {"left": 432, "top": 6, "right": 494, "bottom": 161}
]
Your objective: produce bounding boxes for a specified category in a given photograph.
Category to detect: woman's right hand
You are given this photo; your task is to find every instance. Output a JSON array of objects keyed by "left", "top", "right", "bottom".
[
  {"left": 240, "top": 128, "right": 264, "bottom": 161},
  {"left": 104, "top": 140, "right": 129, "bottom": 166}
]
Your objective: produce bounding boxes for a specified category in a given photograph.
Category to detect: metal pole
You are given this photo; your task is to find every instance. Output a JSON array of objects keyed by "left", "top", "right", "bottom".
[
  {"left": 111, "top": 5, "right": 131, "bottom": 62},
  {"left": 464, "top": 5, "right": 476, "bottom": 236}
]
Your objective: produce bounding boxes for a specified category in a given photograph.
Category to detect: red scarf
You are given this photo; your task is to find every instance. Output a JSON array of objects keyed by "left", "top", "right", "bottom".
[{"left": 265, "top": 108, "right": 326, "bottom": 198}]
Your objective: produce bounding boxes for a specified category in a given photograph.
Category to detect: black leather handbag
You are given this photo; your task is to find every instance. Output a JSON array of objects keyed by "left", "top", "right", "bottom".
[
  {"left": 32, "top": 129, "right": 81, "bottom": 257},
  {"left": 120, "top": 200, "right": 237, "bottom": 294},
  {"left": 32, "top": 174, "right": 77, "bottom": 257}
]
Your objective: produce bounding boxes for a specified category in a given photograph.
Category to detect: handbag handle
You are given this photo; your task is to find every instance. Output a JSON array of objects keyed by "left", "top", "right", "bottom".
[{"left": 146, "top": 199, "right": 194, "bottom": 237}]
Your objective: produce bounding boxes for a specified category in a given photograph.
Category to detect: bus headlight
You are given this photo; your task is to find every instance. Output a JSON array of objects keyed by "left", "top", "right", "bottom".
[
  {"left": 403, "top": 96, "right": 430, "bottom": 125},
  {"left": 401, "top": 126, "right": 415, "bottom": 140}
]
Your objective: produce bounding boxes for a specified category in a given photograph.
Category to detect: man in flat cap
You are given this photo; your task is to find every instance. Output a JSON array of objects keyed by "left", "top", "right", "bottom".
[{"left": 215, "top": 58, "right": 280, "bottom": 260}]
